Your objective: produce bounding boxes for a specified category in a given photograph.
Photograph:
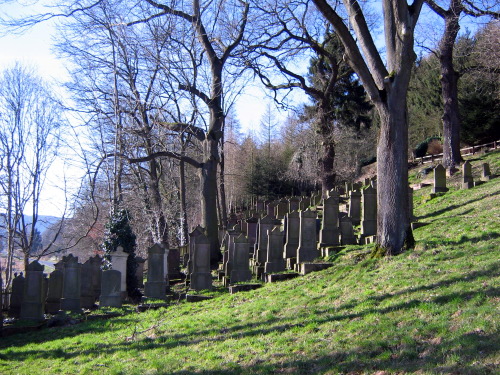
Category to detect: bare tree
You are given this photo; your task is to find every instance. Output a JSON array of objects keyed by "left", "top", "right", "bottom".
[
  {"left": 312, "top": 0, "right": 425, "bottom": 255},
  {"left": 0, "top": 63, "right": 66, "bottom": 292},
  {"left": 424, "top": 0, "right": 499, "bottom": 168}
]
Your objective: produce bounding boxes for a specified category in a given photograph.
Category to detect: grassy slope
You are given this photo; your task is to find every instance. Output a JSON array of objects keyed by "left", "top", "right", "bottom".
[{"left": 1, "top": 152, "right": 499, "bottom": 375}]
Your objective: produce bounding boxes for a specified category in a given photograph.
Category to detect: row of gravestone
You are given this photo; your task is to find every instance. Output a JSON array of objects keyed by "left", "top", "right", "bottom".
[
  {"left": 182, "top": 184, "right": 388, "bottom": 291},
  {"left": 432, "top": 161, "right": 494, "bottom": 193}
]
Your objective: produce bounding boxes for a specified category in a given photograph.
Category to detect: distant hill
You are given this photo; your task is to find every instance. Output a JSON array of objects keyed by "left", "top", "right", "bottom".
[{"left": 0, "top": 214, "right": 61, "bottom": 237}]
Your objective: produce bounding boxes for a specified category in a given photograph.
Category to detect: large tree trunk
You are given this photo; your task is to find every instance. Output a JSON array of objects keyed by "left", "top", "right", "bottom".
[
  {"left": 440, "top": 4, "right": 463, "bottom": 168},
  {"left": 375, "top": 94, "right": 413, "bottom": 256},
  {"left": 199, "top": 139, "right": 222, "bottom": 266}
]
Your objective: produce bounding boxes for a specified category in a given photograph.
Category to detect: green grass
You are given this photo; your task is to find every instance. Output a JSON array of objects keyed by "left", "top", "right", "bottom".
[{"left": 1, "top": 152, "right": 499, "bottom": 374}]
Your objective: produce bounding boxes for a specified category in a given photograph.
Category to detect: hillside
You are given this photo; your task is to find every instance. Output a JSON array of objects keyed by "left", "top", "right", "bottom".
[{"left": 0, "top": 151, "right": 499, "bottom": 374}]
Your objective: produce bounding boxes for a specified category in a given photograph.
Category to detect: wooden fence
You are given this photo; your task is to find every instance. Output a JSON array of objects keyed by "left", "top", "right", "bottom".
[{"left": 412, "top": 140, "right": 500, "bottom": 165}]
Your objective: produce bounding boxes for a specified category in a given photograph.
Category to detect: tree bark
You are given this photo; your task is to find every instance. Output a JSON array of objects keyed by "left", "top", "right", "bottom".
[{"left": 439, "top": 1, "right": 464, "bottom": 168}]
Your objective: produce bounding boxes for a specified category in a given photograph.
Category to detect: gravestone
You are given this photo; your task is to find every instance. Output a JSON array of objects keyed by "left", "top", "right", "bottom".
[
  {"left": 256, "top": 200, "right": 265, "bottom": 213},
  {"left": 254, "top": 215, "right": 278, "bottom": 265},
  {"left": 276, "top": 199, "right": 289, "bottom": 219},
  {"left": 340, "top": 215, "right": 357, "bottom": 245},
  {"left": 348, "top": 190, "right": 362, "bottom": 226},
  {"left": 462, "top": 161, "right": 474, "bottom": 189},
  {"left": 144, "top": 244, "right": 167, "bottom": 299},
  {"left": 20, "top": 261, "right": 45, "bottom": 321},
  {"left": 9, "top": 273, "right": 24, "bottom": 318},
  {"left": 319, "top": 194, "right": 340, "bottom": 247},
  {"left": 245, "top": 216, "right": 259, "bottom": 247},
  {"left": 111, "top": 246, "right": 128, "bottom": 295},
  {"left": 88, "top": 255, "right": 102, "bottom": 301},
  {"left": 80, "top": 258, "right": 96, "bottom": 309},
  {"left": 60, "top": 254, "right": 82, "bottom": 312},
  {"left": 297, "top": 209, "right": 319, "bottom": 263},
  {"left": 299, "top": 197, "right": 309, "bottom": 211},
  {"left": 45, "top": 270, "right": 63, "bottom": 314},
  {"left": 481, "top": 162, "right": 492, "bottom": 181},
  {"left": 99, "top": 270, "right": 122, "bottom": 308},
  {"left": 167, "top": 248, "right": 182, "bottom": 281},
  {"left": 267, "top": 201, "right": 278, "bottom": 217},
  {"left": 361, "top": 186, "right": 377, "bottom": 237},
  {"left": 187, "top": 226, "right": 206, "bottom": 278},
  {"left": 230, "top": 234, "right": 252, "bottom": 284},
  {"left": 264, "top": 227, "right": 286, "bottom": 274},
  {"left": 432, "top": 164, "right": 449, "bottom": 193},
  {"left": 288, "top": 197, "right": 300, "bottom": 213},
  {"left": 224, "top": 226, "right": 242, "bottom": 279},
  {"left": 283, "top": 211, "right": 300, "bottom": 261},
  {"left": 135, "top": 257, "right": 146, "bottom": 288},
  {"left": 190, "top": 234, "right": 212, "bottom": 291}
]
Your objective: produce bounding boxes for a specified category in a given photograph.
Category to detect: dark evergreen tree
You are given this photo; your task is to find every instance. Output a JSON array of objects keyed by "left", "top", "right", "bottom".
[{"left": 102, "top": 209, "right": 141, "bottom": 302}]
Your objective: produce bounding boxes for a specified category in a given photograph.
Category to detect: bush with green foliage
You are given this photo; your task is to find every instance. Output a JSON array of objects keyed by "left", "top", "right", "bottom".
[{"left": 413, "top": 136, "right": 442, "bottom": 158}]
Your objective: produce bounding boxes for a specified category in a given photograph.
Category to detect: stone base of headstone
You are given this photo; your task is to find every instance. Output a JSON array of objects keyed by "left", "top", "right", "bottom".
[
  {"left": 186, "top": 294, "right": 213, "bottom": 303},
  {"left": 222, "top": 276, "right": 231, "bottom": 287},
  {"left": 320, "top": 246, "right": 344, "bottom": 257},
  {"left": 300, "top": 262, "right": 333, "bottom": 275},
  {"left": 229, "top": 284, "right": 262, "bottom": 294},
  {"left": 137, "top": 301, "right": 169, "bottom": 312},
  {"left": 100, "top": 295, "right": 122, "bottom": 308},
  {"left": 340, "top": 234, "right": 357, "bottom": 245},
  {"left": 230, "top": 269, "right": 252, "bottom": 284},
  {"left": 45, "top": 300, "right": 61, "bottom": 315},
  {"left": 473, "top": 181, "right": 485, "bottom": 187},
  {"left": 217, "top": 270, "right": 225, "bottom": 281},
  {"left": 462, "top": 181, "right": 474, "bottom": 189},
  {"left": 364, "top": 235, "right": 377, "bottom": 244},
  {"left": 481, "top": 175, "right": 494, "bottom": 182},
  {"left": 190, "top": 273, "right": 212, "bottom": 291},
  {"left": 431, "top": 187, "right": 449, "bottom": 193},
  {"left": 144, "top": 281, "right": 167, "bottom": 299},
  {"left": 286, "top": 258, "right": 296, "bottom": 270},
  {"left": 80, "top": 296, "right": 96, "bottom": 310},
  {"left": 266, "top": 272, "right": 299, "bottom": 283},
  {"left": 264, "top": 260, "right": 286, "bottom": 274},
  {"left": 253, "top": 265, "right": 264, "bottom": 279},
  {"left": 60, "top": 298, "right": 81, "bottom": 312},
  {"left": 20, "top": 302, "right": 45, "bottom": 322}
]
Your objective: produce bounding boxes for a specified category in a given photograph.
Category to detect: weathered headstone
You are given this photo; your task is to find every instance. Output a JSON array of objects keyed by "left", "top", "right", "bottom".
[
  {"left": 89, "top": 255, "right": 102, "bottom": 301},
  {"left": 20, "top": 261, "right": 45, "bottom": 321},
  {"left": 245, "top": 216, "right": 259, "bottom": 247},
  {"left": 432, "top": 164, "right": 449, "bottom": 193},
  {"left": 256, "top": 200, "right": 265, "bottom": 213},
  {"left": 99, "top": 270, "right": 122, "bottom": 308},
  {"left": 276, "top": 199, "right": 289, "bottom": 219},
  {"left": 297, "top": 209, "right": 319, "bottom": 263},
  {"left": 144, "top": 244, "right": 166, "bottom": 299},
  {"left": 319, "top": 193, "right": 340, "bottom": 247},
  {"left": 481, "top": 162, "right": 492, "bottom": 181},
  {"left": 224, "top": 226, "right": 242, "bottom": 279},
  {"left": 111, "top": 246, "right": 128, "bottom": 295},
  {"left": 45, "top": 270, "right": 63, "bottom": 314},
  {"left": 340, "top": 215, "right": 357, "bottom": 245},
  {"left": 190, "top": 234, "right": 212, "bottom": 291},
  {"left": 80, "top": 258, "right": 96, "bottom": 309},
  {"left": 60, "top": 254, "right": 82, "bottom": 312},
  {"left": 264, "top": 227, "right": 286, "bottom": 274},
  {"left": 288, "top": 197, "right": 300, "bottom": 213},
  {"left": 230, "top": 234, "right": 252, "bottom": 284},
  {"left": 254, "top": 215, "right": 278, "bottom": 265},
  {"left": 361, "top": 186, "right": 377, "bottom": 237},
  {"left": 187, "top": 226, "right": 206, "bottom": 278},
  {"left": 283, "top": 211, "right": 300, "bottom": 261},
  {"left": 9, "top": 273, "right": 24, "bottom": 318},
  {"left": 299, "top": 197, "right": 309, "bottom": 211},
  {"left": 167, "top": 248, "right": 182, "bottom": 281},
  {"left": 135, "top": 257, "right": 146, "bottom": 288},
  {"left": 348, "top": 190, "right": 362, "bottom": 226},
  {"left": 462, "top": 161, "right": 474, "bottom": 189}
]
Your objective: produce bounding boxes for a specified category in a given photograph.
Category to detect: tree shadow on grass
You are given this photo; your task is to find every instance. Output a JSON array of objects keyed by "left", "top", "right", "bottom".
[
  {"left": 417, "top": 189, "right": 500, "bottom": 220},
  {"left": 418, "top": 231, "right": 500, "bottom": 249},
  {"left": 0, "top": 317, "right": 136, "bottom": 349}
]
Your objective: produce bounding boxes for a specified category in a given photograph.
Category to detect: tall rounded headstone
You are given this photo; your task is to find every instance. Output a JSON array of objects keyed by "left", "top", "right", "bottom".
[
  {"left": 20, "top": 261, "right": 45, "bottom": 321},
  {"left": 60, "top": 254, "right": 82, "bottom": 312},
  {"left": 45, "top": 270, "right": 63, "bottom": 314},
  {"left": 297, "top": 209, "right": 319, "bottom": 263},
  {"left": 144, "top": 244, "right": 167, "bottom": 299},
  {"left": 111, "top": 246, "right": 128, "bottom": 295}
]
